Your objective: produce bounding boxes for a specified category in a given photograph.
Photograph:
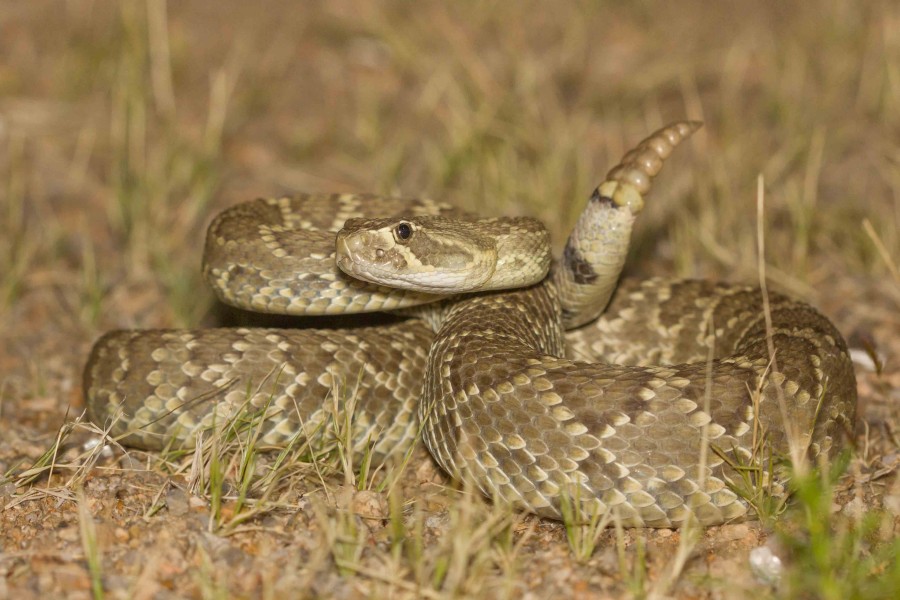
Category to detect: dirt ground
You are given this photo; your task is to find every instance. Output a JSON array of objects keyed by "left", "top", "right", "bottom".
[{"left": 1, "top": 1, "right": 898, "bottom": 598}]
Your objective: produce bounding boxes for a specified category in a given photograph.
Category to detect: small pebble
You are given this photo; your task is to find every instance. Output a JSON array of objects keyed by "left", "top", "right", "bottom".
[
  {"left": 114, "top": 527, "right": 129, "bottom": 543},
  {"left": 848, "top": 348, "right": 882, "bottom": 372},
  {"left": 351, "top": 490, "right": 388, "bottom": 522},
  {"left": 749, "top": 544, "right": 783, "bottom": 586},
  {"left": 0, "top": 482, "right": 17, "bottom": 507},
  {"left": 416, "top": 459, "right": 440, "bottom": 484},
  {"left": 425, "top": 514, "right": 449, "bottom": 533},
  {"left": 841, "top": 497, "right": 866, "bottom": 520},
  {"left": 165, "top": 487, "right": 190, "bottom": 516}
]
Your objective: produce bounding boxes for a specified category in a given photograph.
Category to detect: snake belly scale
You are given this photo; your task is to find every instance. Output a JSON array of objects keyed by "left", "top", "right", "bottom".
[{"left": 84, "top": 122, "right": 856, "bottom": 527}]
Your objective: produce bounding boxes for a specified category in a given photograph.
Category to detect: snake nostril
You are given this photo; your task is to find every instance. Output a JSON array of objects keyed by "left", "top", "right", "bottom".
[{"left": 375, "top": 248, "right": 385, "bottom": 258}]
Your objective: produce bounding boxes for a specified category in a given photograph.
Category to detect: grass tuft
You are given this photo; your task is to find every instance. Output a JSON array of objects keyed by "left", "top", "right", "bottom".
[
  {"left": 776, "top": 459, "right": 900, "bottom": 599},
  {"left": 558, "top": 484, "right": 613, "bottom": 563}
]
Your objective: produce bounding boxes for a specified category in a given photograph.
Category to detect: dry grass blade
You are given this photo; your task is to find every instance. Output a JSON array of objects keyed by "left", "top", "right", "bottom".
[
  {"left": 756, "top": 175, "right": 809, "bottom": 476},
  {"left": 2, "top": 413, "right": 122, "bottom": 496},
  {"left": 862, "top": 218, "right": 900, "bottom": 285}
]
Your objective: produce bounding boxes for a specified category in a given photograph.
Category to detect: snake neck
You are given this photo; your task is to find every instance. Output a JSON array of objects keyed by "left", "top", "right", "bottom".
[{"left": 552, "top": 190, "right": 637, "bottom": 329}]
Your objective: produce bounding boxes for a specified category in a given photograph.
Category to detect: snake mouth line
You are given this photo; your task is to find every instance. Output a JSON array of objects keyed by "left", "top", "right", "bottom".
[{"left": 335, "top": 250, "right": 398, "bottom": 288}]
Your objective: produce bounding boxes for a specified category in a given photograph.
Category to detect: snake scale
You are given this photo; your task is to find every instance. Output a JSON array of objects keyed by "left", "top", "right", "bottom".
[{"left": 84, "top": 122, "right": 857, "bottom": 527}]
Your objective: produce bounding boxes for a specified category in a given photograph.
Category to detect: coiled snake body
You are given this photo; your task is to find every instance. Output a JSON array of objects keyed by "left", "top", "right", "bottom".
[{"left": 85, "top": 123, "right": 856, "bottom": 527}]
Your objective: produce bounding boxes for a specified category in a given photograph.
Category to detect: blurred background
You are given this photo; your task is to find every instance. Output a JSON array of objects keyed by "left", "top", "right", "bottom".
[{"left": 0, "top": 1, "right": 897, "bottom": 597}]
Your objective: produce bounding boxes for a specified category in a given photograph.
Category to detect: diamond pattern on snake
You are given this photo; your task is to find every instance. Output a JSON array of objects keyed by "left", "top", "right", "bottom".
[{"left": 84, "top": 122, "right": 856, "bottom": 527}]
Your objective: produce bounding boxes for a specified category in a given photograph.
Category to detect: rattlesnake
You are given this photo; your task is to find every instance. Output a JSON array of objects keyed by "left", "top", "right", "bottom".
[{"left": 84, "top": 122, "right": 856, "bottom": 527}]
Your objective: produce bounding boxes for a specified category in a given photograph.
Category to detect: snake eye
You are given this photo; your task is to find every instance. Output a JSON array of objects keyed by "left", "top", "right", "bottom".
[{"left": 394, "top": 222, "right": 412, "bottom": 241}]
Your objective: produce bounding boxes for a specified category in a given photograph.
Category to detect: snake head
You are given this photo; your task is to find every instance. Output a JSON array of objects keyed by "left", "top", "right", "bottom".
[{"left": 336, "top": 216, "right": 498, "bottom": 293}]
